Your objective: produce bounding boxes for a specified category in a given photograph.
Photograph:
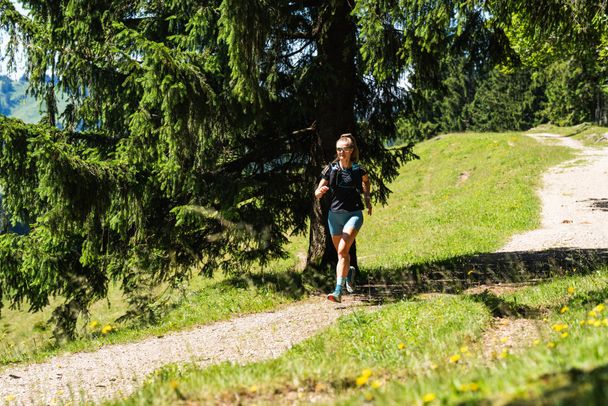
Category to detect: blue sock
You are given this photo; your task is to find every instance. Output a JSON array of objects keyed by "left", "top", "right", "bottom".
[{"left": 335, "top": 276, "right": 345, "bottom": 293}]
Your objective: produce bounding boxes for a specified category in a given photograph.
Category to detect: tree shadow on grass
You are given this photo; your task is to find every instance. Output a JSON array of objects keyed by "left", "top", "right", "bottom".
[
  {"left": 221, "top": 247, "right": 608, "bottom": 306},
  {"left": 355, "top": 247, "right": 608, "bottom": 305},
  {"left": 485, "top": 363, "right": 608, "bottom": 406}
]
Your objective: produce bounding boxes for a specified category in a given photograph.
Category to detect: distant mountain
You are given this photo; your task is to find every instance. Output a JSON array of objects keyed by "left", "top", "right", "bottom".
[{"left": 0, "top": 75, "right": 43, "bottom": 123}]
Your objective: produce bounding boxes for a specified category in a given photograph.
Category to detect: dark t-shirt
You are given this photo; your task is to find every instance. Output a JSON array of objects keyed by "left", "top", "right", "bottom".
[{"left": 321, "top": 162, "right": 367, "bottom": 213}]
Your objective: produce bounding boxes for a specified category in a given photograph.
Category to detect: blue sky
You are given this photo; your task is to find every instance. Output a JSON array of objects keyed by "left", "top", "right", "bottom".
[{"left": 0, "top": 1, "right": 27, "bottom": 79}]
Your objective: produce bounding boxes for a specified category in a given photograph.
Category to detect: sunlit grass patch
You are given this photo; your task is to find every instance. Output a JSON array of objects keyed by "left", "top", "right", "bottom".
[{"left": 358, "top": 132, "right": 573, "bottom": 271}]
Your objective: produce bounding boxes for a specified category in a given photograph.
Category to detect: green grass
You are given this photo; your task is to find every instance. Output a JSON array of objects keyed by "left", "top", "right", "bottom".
[{"left": 360, "top": 132, "right": 573, "bottom": 271}]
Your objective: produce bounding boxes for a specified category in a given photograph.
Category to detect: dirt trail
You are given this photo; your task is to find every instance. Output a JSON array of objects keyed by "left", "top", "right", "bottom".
[
  {"left": 0, "top": 297, "right": 373, "bottom": 405},
  {"left": 2, "top": 132, "right": 608, "bottom": 405},
  {"left": 499, "top": 133, "right": 608, "bottom": 251}
]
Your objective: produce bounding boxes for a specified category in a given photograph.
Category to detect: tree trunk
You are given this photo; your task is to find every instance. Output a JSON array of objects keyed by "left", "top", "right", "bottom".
[{"left": 306, "top": 0, "right": 357, "bottom": 272}]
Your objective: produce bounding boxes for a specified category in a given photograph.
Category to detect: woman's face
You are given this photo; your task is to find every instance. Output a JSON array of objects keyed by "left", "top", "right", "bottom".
[{"left": 336, "top": 140, "right": 353, "bottom": 158}]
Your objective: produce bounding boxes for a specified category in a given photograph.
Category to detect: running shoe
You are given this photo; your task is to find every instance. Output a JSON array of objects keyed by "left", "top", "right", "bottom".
[
  {"left": 327, "top": 289, "right": 342, "bottom": 303},
  {"left": 345, "top": 266, "right": 356, "bottom": 293}
]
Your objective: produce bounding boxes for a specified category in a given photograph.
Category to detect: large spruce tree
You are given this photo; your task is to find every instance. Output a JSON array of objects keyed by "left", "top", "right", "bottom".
[{"left": 0, "top": 0, "right": 418, "bottom": 338}]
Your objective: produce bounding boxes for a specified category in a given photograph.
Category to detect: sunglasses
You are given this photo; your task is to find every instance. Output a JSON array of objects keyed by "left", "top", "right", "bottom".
[{"left": 336, "top": 147, "right": 353, "bottom": 152}]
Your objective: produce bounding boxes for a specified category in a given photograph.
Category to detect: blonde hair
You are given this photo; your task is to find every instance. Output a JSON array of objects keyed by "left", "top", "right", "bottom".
[{"left": 336, "top": 133, "right": 359, "bottom": 162}]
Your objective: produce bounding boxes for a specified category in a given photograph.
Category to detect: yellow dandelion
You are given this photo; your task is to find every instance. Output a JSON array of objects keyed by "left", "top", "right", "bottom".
[
  {"left": 551, "top": 323, "right": 568, "bottom": 332},
  {"left": 398, "top": 342, "right": 406, "bottom": 350},
  {"left": 500, "top": 337, "right": 508, "bottom": 343},
  {"left": 356, "top": 375, "right": 370, "bottom": 387},
  {"left": 532, "top": 339, "right": 541, "bottom": 346},
  {"left": 5, "top": 395, "right": 16, "bottom": 402},
  {"left": 449, "top": 354, "right": 461, "bottom": 363},
  {"left": 602, "top": 319, "right": 608, "bottom": 326},
  {"left": 588, "top": 310, "right": 597, "bottom": 318},
  {"left": 547, "top": 342, "right": 556, "bottom": 349},
  {"left": 89, "top": 320, "right": 99, "bottom": 329},
  {"left": 422, "top": 393, "right": 437, "bottom": 403},
  {"left": 371, "top": 380, "right": 383, "bottom": 389},
  {"left": 497, "top": 349, "right": 509, "bottom": 359},
  {"left": 587, "top": 319, "right": 598, "bottom": 326},
  {"left": 458, "top": 382, "right": 480, "bottom": 392},
  {"left": 364, "top": 392, "right": 374, "bottom": 401},
  {"left": 249, "top": 385, "right": 258, "bottom": 393},
  {"left": 567, "top": 286, "right": 575, "bottom": 295},
  {"left": 594, "top": 320, "right": 602, "bottom": 327},
  {"left": 460, "top": 346, "right": 470, "bottom": 354},
  {"left": 101, "top": 324, "right": 113, "bottom": 335},
  {"left": 169, "top": 380, "right": 179, "bottom": 390},
  {"left": 561, "top": 332, "right": 569, "bottom": 338},
  {"left": 560, "top": 306, "right": 569, "bottom": 314},
  {"left": 594, "top": 304, "right": 605, "bottom": 313},
  {"left": 580, "top": 320, "right": 587, "bottom": 326},
  {"left": 356, "top": 369, "right": 372, "bottom": 387}
]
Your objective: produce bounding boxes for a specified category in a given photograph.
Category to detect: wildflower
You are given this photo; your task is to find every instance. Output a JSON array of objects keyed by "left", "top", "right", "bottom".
[
  {"left": 594, "top": 320, "right": 602, "bottom": 327},
  {"left": 364, "top": 392, "right": 374, "bottom": 401},
  {"left": 588, "top": 310, "right": 597, "bottom": 318},
  {"left": 497, "top": 349, "right": 509, "bottom": 359},
  {"left": 89, "top": 320, "right": 99, "bottom": 329},
  {"left": 458, "top": 383, "right": 480, "bottom": 392},
  {"left": 422, "top": 393, "right": 437, "bottom": 403},
  {"left": 587, "top": 319, "right": 598, "bottom": 326},
  {"left": 371, "top": 380, "right": 383, "bottom": 389},
  {"left": 593, "top": 304, "right": 605, "bottom": 313},
  {"left": 561, "top": 332, "right": 569, "bottom": 338},
  {"left": 356, "top": 369, "right": 373, "bottom": 387},
  {"left": 567, "top": 286, "right": 575, "bottom": 295},
  {"left": 101, "top": 324, "right": 113, "bottom": 335},
  {"left": 398, "top": 342, "right": 406, "bottom": 350},
  {"left": 449, "top": 354, "right": 461, "bottom": 363},
  {"left": 533, "top": 339, "right": 541, "bottom": 346},
  {"left": 249, "top": 385, "right": 258, "bottom": 393},
  {"left": 580, "top": 320, "right": 587, "bottom": 326},
  {"left": 500, "top": 337, "right": 508, "bottom": 344},
  {"left": 560, "top": 306, "right": 569, "bottom": 314},
  {"left": 169, "top": 380, "right": 179, "bottom": 390},
  {"left": 5, "top": 395, "right": 16, "bottom": 402},
  {"left": 547, "top": 342, "right": 556, "bottom": 349},
  {"left": 460, "top": 346, "right": 470, "bottom": 354},
  {"left": 603, "top": 319, "right": 608, "bottom": 326},
  {"left": 551, "top": 323, "right": 568, "bottom": 332}
]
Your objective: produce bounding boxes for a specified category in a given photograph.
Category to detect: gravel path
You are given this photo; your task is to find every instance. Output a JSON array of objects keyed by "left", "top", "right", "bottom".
[
  {"left": 1, "top": 297, "right": 373, "bottom": 405},
  {"left": 3, "top": 132, "right": 607, "bottom": 405},
  {"left": 499, "top": 133, "right": 608, "bottom": 251}
]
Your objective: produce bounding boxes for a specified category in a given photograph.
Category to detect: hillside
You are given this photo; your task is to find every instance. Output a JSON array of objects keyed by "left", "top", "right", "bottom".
[{"left": 0, "top": 75, "right": 41, "bottom": 123}]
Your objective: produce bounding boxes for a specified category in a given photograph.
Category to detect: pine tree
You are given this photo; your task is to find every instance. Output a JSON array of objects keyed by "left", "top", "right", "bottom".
[{"left": 0, "top": 0, "right": 418, "bottom": 338}]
